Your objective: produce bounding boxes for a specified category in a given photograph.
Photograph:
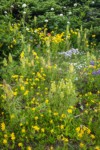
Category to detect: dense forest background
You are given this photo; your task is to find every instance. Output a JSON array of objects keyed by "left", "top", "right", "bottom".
[{"left": 0, "top": 0, "right": 100, "bottom": 29}]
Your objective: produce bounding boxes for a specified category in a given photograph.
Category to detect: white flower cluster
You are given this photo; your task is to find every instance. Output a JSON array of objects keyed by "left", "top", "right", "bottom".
[
  {"left": 58, "top": 48, "right": 79, "bottom": 57},
  {"left": 91, "top": 1, "right": 95, "bottom": 4},
  {"left": 23, "top": 11, "right": 26, "bottom": 14},
  {"left": 68, "top": 11, "right": 72, "bottom": 15},
  {"left": 22, "top": 3, "right": 27, "bottom": 8},
  {"left": 67, "top": 21, "right": 70, "bottom": 24},
  {"left": 44, "top": 19, "right": 48, "bottom": 23},
  {"left": 11, "top": 5, "right": 14, "bottom": 8},
  {"left": 4, "top": 11, "right": 7, "bottom": 14},
  {"left": 59, "top": 14, "right": 63, "bottom": 16},
  {"left": 51, "top": 7, "right": 54, "bottom": 11},
  {"left": 74, "top": 3, "right": 77, "bottom": 7},
  {"left": 69, "top": 61, "right": 87, "bottom": 70},
  {"left": 63, "top": 6, "right": 66, "bottom": 9}
]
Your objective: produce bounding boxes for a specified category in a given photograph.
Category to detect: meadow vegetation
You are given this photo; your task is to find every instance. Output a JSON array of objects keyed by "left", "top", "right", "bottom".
[{"left": 0, "top": 0, "right": 100, "bottom": 150}]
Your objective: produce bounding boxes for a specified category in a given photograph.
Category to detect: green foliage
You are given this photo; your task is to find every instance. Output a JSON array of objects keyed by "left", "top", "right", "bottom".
[
  {"left": 0, "top": 0, "right": 99, "bottom": 29},
  {"left": 0, "top": 0, "right": 99, "bottom": 62},
  {"left": 0, "top": 25, "right": 100, "bottom": 149},
  {"left": 0, "top": 0, "right": 100, "bottom": 149}
]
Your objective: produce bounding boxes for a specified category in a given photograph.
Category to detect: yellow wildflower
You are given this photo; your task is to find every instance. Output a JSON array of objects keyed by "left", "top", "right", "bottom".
[
  {"left": 1, "top": 122, "right": 5, "bottom": 131},
  {"left": 20, "top": 123, "right": 23, "bottom": 126},
  {"left": 32, "top": 126, "right": 40, "bottom": 131},
  {"left": 95, "top": 146, "right": 100, "bottom": 150},
  {"left": 45, "top": 99, "right": 49, "bottom": 104},
  {"left": 41, "top": 114, "right": 44, "bottom": 117},
  {"left": 32, "top": 107, "right": 35, "bottom": 111},
  {"left": 62, "top": 137, "right": 68, "bottom": 142},
  {"left": 67, "top": 109, "right": 72, "bottom": 114},
  {"left": 50, "top": 120, "right": 53, "bottom": 124},
  {"left": 27, "top": 146, "right": 32, "bottom": 150},
  {"left": 92, "top": 35, "right": 96, "bottom": 38},
  {"left": 4, "top": 134, "right": 7, "bottom": 138},
  {"left": 10, "top": 114, "right": 15, "bottom": 119},
  {"left": 86, "top": 128, "right": 91, "bottom": 134},
  {"left": 85, "top": 109, "right": 88, "bottom": 113},
  {"left": 50, "top": 146, "right": 54, "bottom": 150},
  {"left": 60, "top": 125, "right": 64, "bottom": 129},
  {"left": 0, "top": 84, "right": 3, "bottom": 87},
  {"left": 20, "top": 51, "right": 24, "bottom": 59},
  {"left": 13, "top": 91, "right": 17, "bottom": 96},
  {"left": 35, "top": 78, "right": 39, "bottom": 81},
  {"left": 1, "top": 112, "right": 4, "bottom": 115},
  {"left": 13, "top": 39, "right": 16, "bottom": 44},
  {"left": 18, "top": 142, "right": 23, "bottom": 147},
  {"left": 61, "top": 114, "right": 66, "bottom": 118},
  {"left": 69, "top": 64, "right": 74, "bottom": 73},
  {"left": 24, "top": 90, "right": 29, "bottom": 95},
  {"left": 20, "top": 86, "right": 25, "bottom": 91},
  {"left": 11, "top": 132, "right": 15, "bottom": 140},
  {"left": 78, "top": 133, "right": 83, "bottom": 138},
  {"left": 79, "top": 142, "right": 84, "bottom": 148},
  {"left": 3, "top": 139, "right": 7, "bottom": 144},
  {"left": 32, "top": 51, "right": 37, "bottom": 56},
  {"left": 25, "top": 81, "right": 28, "bottom": 85},
  {"left": 21, "top": 128, "right": 26, "bottom": 133},
  {"left": 37, "top": 72, "right": 42, "bottom": 78},
  {"left": 48, "top": 109, "right": 51, "bottom": 113},
  {"left": 53, "top": 112, "right": 58, "bottom": 116},
  {"left": 41, "top": 128, "right": 45, "bottom": 133},
  {"left": 50, "top": 129, "right": 54, "bottom": 133},
  {"left": 10, "top": 44, "right": 13, "bottom": 48},
  {"left": 90, "top": 134, "right": 95, "bottom": 139},
  {"left": 34, "top": 116, "right": 38, "bottom": 120}
]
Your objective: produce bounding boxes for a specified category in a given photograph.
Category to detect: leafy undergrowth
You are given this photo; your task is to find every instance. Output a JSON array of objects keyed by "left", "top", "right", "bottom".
[{"left": 0, "top": 26, "right": 100, "bottom": 150}]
